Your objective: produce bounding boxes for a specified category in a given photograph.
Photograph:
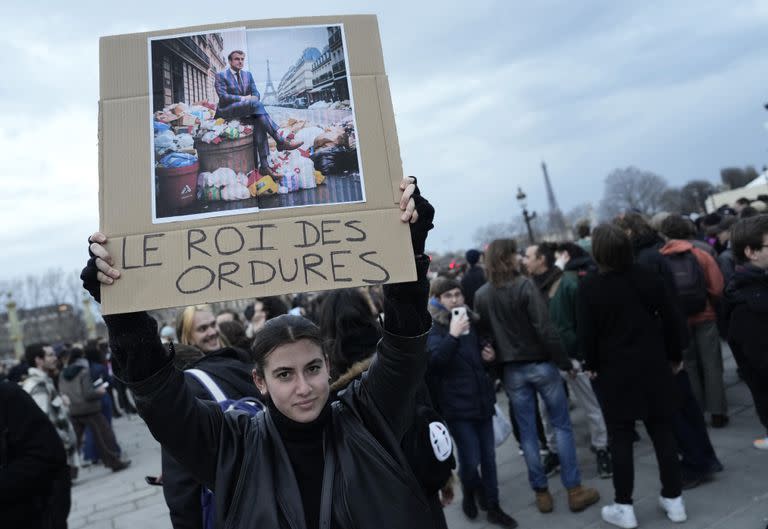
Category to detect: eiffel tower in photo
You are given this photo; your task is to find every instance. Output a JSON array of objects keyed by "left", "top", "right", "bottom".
[
  {"left": 262, "top": 59, "right": 278, "bottom": 105},
  {"left": 542, "top": 161, "right": 569, "bottom": 238}
]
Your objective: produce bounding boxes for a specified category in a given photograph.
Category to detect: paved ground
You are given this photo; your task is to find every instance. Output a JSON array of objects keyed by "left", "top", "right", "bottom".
[{"left": 70, "top": 346, "right": 768, "bottom": 529}]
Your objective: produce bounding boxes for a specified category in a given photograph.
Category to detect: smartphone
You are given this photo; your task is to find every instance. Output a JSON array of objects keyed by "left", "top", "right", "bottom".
[
  {"left": 451, "top": 307, "right": 470, "bottom": 335},
  {"left": 93, "top": 378, "right": 109, "bottom": 389}
]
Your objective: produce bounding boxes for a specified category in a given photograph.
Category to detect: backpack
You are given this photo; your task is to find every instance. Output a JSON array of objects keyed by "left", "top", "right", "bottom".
[
  {"left": 401, "top": 402, "right": 456, "bottom": 495},
  {"left": 664, "top": 250, "right": 708, "bottom": 316},
  {"left": 185, "top": 369, "right": 264, "bottom": 529}
]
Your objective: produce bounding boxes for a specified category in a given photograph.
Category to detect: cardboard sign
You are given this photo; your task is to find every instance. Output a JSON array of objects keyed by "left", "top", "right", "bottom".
[{"left": 99, "top": 16, "right": 414, "bottom": 314}]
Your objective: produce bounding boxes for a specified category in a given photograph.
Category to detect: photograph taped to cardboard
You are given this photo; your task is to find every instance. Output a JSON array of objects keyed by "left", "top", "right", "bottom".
[{"left": 149, "top": 24, "right": 365, "bottom": 224}]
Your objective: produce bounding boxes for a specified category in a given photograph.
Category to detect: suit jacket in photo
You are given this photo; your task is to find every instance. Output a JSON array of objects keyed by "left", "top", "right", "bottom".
[{"left": 214, "top": 69, "right": 260, "bottom": 114}]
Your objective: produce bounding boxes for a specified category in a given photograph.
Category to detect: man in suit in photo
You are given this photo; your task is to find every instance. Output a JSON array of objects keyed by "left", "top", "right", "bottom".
[{"left": 215, "top": 50, "right": 302, "bottom": 177}]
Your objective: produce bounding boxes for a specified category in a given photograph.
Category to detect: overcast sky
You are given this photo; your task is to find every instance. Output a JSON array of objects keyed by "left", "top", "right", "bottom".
[{"left": 0, "top": 0, "right": 766, "bottom": 284}]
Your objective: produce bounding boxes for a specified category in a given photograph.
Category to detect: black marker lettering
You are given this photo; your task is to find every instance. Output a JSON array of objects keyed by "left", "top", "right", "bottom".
[
  {"left": 187, "top": 229, "right": 210, "bottom": 260},
  {"left": 278, "top": 258, "right": 299, "bottom": 282},
  {"left": 218, "top": 262, "right": 242, "bottom": 289},
  {"left": 246, "top": 224, "right": 277, "bottom": 251},
  {"left": 320, "top": 220, "right": 341, "bottom": 245},
  {"left": 344, "top": 220, "right": 367, "bottom": 242},
  {"left": 214, "top": 227, "right": 245, "bottom": 256},
  {"left": 359, "top": 251, "right": 390, "bottom": 284},
  {"left": 142, "top": 234, "right": 165, "bottom": 267},
  {"left": 122, "top": 237, "right": 140, "bottom": 270},
  {"left": 249, "top": 260, "right": 277, "bottom": 285},
  {"left": 175, "top": 265, "right": 215, "bottom": 294},
  {"left": 330, "top": 250, "right": 352, "bottom": 282},
  {"left": 302, "top": 253, "right": 327, "bottom": 284},
  {"left": 294, "top": 220, "right": 320, "bottom": 248}
]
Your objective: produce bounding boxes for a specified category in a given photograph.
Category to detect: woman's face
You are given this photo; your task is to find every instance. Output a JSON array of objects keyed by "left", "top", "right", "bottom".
[
  {"left": 250, "top": 301, "right": 267, "bottom": 330},
  {"left": 190, "top": 310, "right": 221, "bottom": 353},
  {"left": 253, "top": 339, "right": 330, "bottom": 423}
]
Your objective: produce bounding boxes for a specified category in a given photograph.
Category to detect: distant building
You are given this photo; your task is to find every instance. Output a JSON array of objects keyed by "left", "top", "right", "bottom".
[
  {"left": 277, "top": 47, "right": 322, "bottom": 107},
  {"left": 310, "top": 27, "right": 349, "bottom": 104},
  {"left": 0, "top": 304, "right": 87, "bottom": 354},
  {"left": 151, "top": 33, "right": 226, "bottom": 111}
]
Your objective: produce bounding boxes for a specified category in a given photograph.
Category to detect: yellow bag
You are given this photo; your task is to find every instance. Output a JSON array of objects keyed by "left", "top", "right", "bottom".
[
  {"left": 248, "top": 172, "right": 278, "bottom": 196},
  {"left": 314, "top": 170, "right": 326, "bottom": 185}
]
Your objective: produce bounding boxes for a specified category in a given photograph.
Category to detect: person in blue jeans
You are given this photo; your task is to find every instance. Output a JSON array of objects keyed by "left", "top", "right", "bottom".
[
  {"left": 474, "top": 238, "right": 599, "bottom": 514},
  {"left": 427, "top": 278, "right": 516, "bottom": 528}
]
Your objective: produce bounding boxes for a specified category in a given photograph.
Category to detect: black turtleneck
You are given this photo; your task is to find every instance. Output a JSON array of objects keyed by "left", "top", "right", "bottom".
[
  {"left": 268, "top": 398, "right": 332, "bottom": 529},
  {"left": 533, "top": 266, "right": 563, "bottom": 297}
]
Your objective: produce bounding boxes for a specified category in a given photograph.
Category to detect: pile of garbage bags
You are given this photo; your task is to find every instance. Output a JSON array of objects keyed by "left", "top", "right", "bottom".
[{"left": 307, "top": 100, "right": 352, "bottom": 110}]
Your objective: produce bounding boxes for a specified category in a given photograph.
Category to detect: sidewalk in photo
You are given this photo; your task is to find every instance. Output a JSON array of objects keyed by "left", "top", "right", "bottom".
[{"left": 70, "top": 345, "right": 768, "bottom": 529}]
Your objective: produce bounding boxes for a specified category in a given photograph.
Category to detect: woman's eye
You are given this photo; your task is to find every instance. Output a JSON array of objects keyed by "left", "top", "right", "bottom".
[
  {"left": 276, "top": 372, "right": 291, "bottom": 380},
  {"left": 308, "top": 365, "right": 320, "bottom": 373}
]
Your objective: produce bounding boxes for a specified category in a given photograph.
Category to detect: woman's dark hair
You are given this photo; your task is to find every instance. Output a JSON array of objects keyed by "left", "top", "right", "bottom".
[
  {"left": 591, "top": 224, "right": 634, "bottom": 272},
  {"left": 250, "top": 315, "right": 324, "bottom": 377},
  {"left": 218, "top": 320, "right": 252, "bottom": 352},
  {"left": 244, "top": 296, "right": 289, "bottom": 322},
  {"left": 575, "top": 220, "right": 591, "bottom": 239},
  {"left": 731, "top": 215, "right": 768, "bottom": 263},
  {"left": 485, "top": 239, "right": 520, "bottom": 286},
  {"left": 83, "top": 340, "right": 104, "bottom": 365},
  {"left": 318, "top": 289, "right": 379, "bottom": 378},
  {"left": 613, "top": 213, "right": 656, "bottom": 244},
  {"left": 555, "top": 241, "right": 588, "bottom": 260},
  {"left": 660, "top": 215, "right": 695, "bottom": 240}
]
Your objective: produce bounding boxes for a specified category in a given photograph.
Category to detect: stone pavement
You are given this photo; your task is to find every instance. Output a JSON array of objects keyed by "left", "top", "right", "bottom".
[{"left": 70, "top": 347, "right": 768, "bottom": 529}]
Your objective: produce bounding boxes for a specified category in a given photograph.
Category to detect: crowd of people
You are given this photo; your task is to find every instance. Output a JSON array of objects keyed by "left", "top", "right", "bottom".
[{"left": 2, "top": 183, "right": 767, "bottom": 529}]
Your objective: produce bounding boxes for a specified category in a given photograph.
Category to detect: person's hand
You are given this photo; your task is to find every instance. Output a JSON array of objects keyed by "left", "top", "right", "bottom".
[
  {"left": 61, "top": 394, "right": 71, "bottom": 407},
  {"left": 398, "top": 176, "right": 434, "bottom": 256},
  {"left": 670, "top": 361, "right": 684, "bottom": 374},
  {"left": 95, "top": 385, "right": 107, "bottom": 396},
  {"left": 481, "top": 343, "right": 496, "bottom": 362},
  {"left": 449, "top": 312, "right": 470, "bottom": 338},
  {"left": 81, "top": 232, "right": 121, "bottom": 303},
  {"left": 584, "top": 370, "right": 597, "bottom": 380},
  {"left": 568, "top": 359, "right": 582, "bottom": 378},
  {"left": 439, "top": 478, "right": 455, "bottom": 507}
]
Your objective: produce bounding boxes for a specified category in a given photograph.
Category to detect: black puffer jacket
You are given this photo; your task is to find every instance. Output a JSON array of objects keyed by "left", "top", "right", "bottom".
[
  {"left": 162, "top": 348, "right": 262, "bottom": 529},
  {"left": 724, "top": 264, "right": 768, "bottom": 372}
]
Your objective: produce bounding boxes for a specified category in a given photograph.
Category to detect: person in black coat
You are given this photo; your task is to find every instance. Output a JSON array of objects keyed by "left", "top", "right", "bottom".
[
  {"left": 460, "top": 249, "right": 486, "bottom": 309},
  {"left": 577, "top": 224, "right": 687, "bottom": 528},
  {"left": 427, "top": 278, "right": 515, "bottom": 527},
  {"left": 0, "top": 381, "right": 69, "bottom": 529}
]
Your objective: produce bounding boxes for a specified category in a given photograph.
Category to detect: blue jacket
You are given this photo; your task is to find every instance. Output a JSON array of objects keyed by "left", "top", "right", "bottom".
[{"left": 427, "top": 306, "right": 495, "bottom": 421}]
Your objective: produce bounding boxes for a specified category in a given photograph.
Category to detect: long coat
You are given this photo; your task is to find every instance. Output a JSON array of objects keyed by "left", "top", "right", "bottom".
[{"left": 576, "top": 264, "right": 683, "bottom": 423}]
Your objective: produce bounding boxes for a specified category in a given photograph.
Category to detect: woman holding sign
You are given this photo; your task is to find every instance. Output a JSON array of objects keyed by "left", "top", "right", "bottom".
[{"left": 81, "top": 177, "right": 437, "bottom": 529}]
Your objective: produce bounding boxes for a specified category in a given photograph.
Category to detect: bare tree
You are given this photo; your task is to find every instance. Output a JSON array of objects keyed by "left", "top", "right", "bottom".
[
  {"left": 598, "top": 167, "right": 668, "bottom": 220},
  {"left": 473, "top": 216, "right": 536, "bottom": 247},
  {"left": 720, "top": 166, "right": 759, "bottom": 189},
  {"left": 680, "top": 180, "right": 716, "bottom": 214}
]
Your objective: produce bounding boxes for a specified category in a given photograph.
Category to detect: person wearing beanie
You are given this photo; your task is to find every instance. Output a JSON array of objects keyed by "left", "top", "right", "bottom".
[{"left": 461, "top": 249, "right": 486, "bottom": 310}]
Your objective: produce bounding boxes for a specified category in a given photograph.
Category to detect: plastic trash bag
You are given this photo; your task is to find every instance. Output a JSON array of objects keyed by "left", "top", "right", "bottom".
[
  {"left": 159, "top": 152, "right": 197, "bottom": 168},
  {"left": 175, "top": 133, "right": 194, "bottom": 149},
  {"left": 155, "top": 130, "right": 176, "bottom": 153},
  {"left": 310, "top": 147, "right": 358, "bottom": 175},
  {"left": 154, "top": 121, "right": 171, "bottom": 133}
]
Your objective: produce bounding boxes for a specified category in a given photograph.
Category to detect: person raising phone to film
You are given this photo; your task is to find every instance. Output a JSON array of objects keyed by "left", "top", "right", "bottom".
[{"left": 81, "top": 177, "right": 437, "bottom": 529}]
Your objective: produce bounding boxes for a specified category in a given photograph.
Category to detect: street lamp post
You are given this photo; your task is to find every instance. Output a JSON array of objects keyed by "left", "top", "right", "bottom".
[{"left": 516, "top": 187, "right": 536, "bottom": 244}]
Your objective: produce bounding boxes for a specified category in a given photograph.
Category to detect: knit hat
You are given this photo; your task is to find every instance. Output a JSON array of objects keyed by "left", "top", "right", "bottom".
[
  {"left": 430, "top": 277, "right": 462, "bottom": 298},
  {"left": 465, "top": 249, "right": 481, "bottom": 265}
]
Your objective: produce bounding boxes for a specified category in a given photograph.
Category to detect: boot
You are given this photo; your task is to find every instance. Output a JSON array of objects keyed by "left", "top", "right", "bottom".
[
  {"left": 486, "top": 503, "right": 518, "bottom": 528},
  {"left": 276, "top": 138, "right": 304, "bottom": 151},
  {"left": 535, "top": 489, "right": 554, "bottom": 513},
  {"left": 567, "top": 485, "right": 600, "bottom": 512},
  {"left": 461, "top": 488, "right": 478, "bottom": 520}
]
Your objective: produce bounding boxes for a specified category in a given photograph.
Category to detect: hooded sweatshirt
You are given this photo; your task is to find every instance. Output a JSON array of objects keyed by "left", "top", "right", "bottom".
[
  {"left": 58, "top": 358, "right": 102, "bottom": 416},
  {"left": 659, "top": 239, "right": 724, "bottom": 325}
]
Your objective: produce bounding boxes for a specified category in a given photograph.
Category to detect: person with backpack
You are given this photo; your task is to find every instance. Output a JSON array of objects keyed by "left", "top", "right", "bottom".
[
  {"left": 427, "top": 277, "right": 516, "bottom": 527},
  {"left": 161, "top": 304, "right": 263, "bottom": 529},
  {"left": 577, "top": 224, "right": 687, "bottom": 528},
  {"left": 659, "top": 215, "right": 727, "bottom": 428},
  {"left": 82, "top": 177, "right": 439, "bottom": 529}
]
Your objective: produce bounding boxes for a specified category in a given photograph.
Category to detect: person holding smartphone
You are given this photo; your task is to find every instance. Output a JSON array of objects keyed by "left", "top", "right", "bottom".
[{"left": 427, "top": 278, "right": 516, "bottom": 528}]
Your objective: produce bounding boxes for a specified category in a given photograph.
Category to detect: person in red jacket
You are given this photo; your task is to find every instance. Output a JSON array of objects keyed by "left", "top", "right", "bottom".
[{"left": 659, "top": 216, "right": 727, "bottom": 428}]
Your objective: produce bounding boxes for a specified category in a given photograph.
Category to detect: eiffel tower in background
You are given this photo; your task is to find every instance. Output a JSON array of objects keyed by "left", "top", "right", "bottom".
[
  {"left": 262, "top": 60, "right": 278, "bottom": 105},
  {"left": 541, "top": 161, "right": 569, "bottom": 238}
]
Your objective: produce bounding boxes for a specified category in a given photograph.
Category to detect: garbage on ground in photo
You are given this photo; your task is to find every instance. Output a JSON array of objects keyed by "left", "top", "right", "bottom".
[{"left": 154, "top": 100, "right": 359, "bottom": 210}]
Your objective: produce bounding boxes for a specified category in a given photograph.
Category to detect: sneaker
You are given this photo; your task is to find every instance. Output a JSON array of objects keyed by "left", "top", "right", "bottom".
[
  {"left": 596, "top": 448, "right": 613, "bottom": 479},
  {"left": 487, "top": 503, "right": 518, "bottom": 528},
  {"left": 543, "top": 452, "right": 560, "bottom": 477},
  {"left": 601, "top": 503, "right": 638, "bottom": 529},
  {"left": 754, "top": 437, "right": 768, "bottom": 450},
  {"left": 567, "top": 485, "right": 600, "bottom": 512},
  {"left": 462, "top": 489, "right": 478, "bottom": 520},
  {"left": 535, "top": 489, "right": 554, "bottom": 513},
  {"left": 659, "top": 495, "right": 687, "bottom": 523}
]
